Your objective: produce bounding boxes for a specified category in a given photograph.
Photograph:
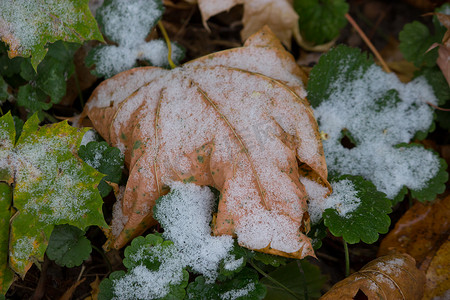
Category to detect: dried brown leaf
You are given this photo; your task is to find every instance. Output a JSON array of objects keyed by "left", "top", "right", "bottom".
[
  {"left": 320, "top": 254, "right": 426, "bottom": 300},
  {"left": 191, "top": 0, "right": 298, "bottom": 48},
  {"left": 378, "top": 195, "right": 450, "bottom": 265},
  {"left": 84, "top": 276, "right": 101, "bottom": 300},
  {"left": 59, "top": 277, "right": 86, "bottom": 300},
  {"left": 422, "top": 238, "right": 450, "bottom": 300},
  {"left": 83, "top": 27, "right": 330, "bottom": 259}
]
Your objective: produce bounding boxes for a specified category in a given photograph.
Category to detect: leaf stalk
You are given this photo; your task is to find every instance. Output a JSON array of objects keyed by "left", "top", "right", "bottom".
[{"left": 157, "top": 21, "right": 176, "bottom": 69}]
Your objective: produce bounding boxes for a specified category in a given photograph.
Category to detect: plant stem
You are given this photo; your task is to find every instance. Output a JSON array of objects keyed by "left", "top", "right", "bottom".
[
  {"left": 92, "top": 245, "right": 112, "bottom": 274},
  {"left": 297, "top": 260, "right": 309, "bottom": 300},
  {"left": 345, "top": 13, "right": 391, "bottom": 73},
  {"left": 343, "top": 240, "right": 350, "bottom": 277},
  {"left": 157, "top": 21, "right": 176, "bottom": 69},
  {"left": 248, "top": 260, "right": 301, "bottom": 300}
]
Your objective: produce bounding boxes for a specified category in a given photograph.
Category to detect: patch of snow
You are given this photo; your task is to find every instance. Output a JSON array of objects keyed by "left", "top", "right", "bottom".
[
  {"left": 111, "top": 183, "right": 245, "bottom": 299},
  {"left": 314, "top": 63, "right": 440, "bottom": 199},
  {"left": 303, "top": 177, "right": 360, "bottom": 223},
  {"left": 0, "top": 0, "right": 80, "bottom": 52},
  {"left": 220, "top": 282, "right": 256, "bottom": 300},
  {"left": 92, "top": 0, "right": 183, "bottom": 77},
  {"left": 81, "top": 130, "right": 98, "bottom": 146},
  {"left": 111, "top": 186, "right": 128, "bottom": 237},
  {"left": 155, "top": 182, "right": 242, "bottom": 281},
  {"left": 113, "top": 244, "right": 185, "bottom": 299}
]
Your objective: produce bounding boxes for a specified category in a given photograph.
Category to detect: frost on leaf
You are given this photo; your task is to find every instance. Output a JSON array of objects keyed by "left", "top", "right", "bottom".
[
  {"left": 100, "top": 183, "right": 248, "bottom": 299},
  {"left": 0, "top": 0, "right": 103, "bottom": 70},
  {"left": 86, "top": 0, "right": 184, "bottom": 78},
  {"left": 321, "top": 253, "right": 426, "bottom": 300},
  {"left": 83, "top": 27, "right": 330, "bottom": 259},
  {"left": 308, "top": 45, "right": 447, "bottom": 202},
  {"left": 0, "top": 112, "right": 106, "bottom": 277}
]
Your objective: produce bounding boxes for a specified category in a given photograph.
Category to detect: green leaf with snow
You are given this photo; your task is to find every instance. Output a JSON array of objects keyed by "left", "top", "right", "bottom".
[
  {"left": 293, "top": 0, "right": 349, "bottom": 45},
  {"left": 17, "top": 41, "right": 79, "bottom": 114},
  {"left": 78, "top": 141, "right": 124, "bottom": 197},
  {"left": 87, "top": 0, "right": 185, "bottom": 78},
  {"left": 0, "top": 183, "right": 14, "bottom": 296},
  {"left": 397, "top": 144, "right": 448, "bottom": 202},
  {"left": 242, "top": 248, "right": 287, "bottom": 268},
  {"left": 0, "top": 112, "right": 106, "bottom": 276},
  {"left": 0, "top": 0, "right": 103, "bottom": 70},
  {"left": 46, "top": 224, "right": 92, "bottom": 268},
  {"left": 308, "top": 45, "right": 443, "bottom": 202},
  {"left": 99, "top": 234, "right": 189, "bottom": 300},
  {"left": 415, "top": 67, "right": 450, "bottom": 105},
  {"left": 323, "top": 175, "right": 391, "bottom": 244},
  {"left": 261, "top": 260, "right": 326, "bottom": 300},
  {"left": 308, "top": 222, "right": 327, "bottom": 250},
  {"left": 187, "top": 267, "right": 266, "bottom": 300},
  {"left": 307, "top": 45, "right": 372, "bottom": 107}
]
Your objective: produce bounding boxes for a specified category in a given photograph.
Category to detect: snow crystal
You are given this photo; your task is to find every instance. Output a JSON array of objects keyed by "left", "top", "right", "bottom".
[
  {"left": 87, "top": 67, "right": 169, "bottom": 109},
  {"left": 111, "top": 186, "right": 128, "bottom": 237},
  {"left": 100, "top": 0, "right": 161, "bottom": 47},
  {"left": 112, "top": 183, "right": 244, "bottom": 299},
  {"left": 187, "top": 46, "right": 307, "bottom": 98},
  {"left": 10, "top": 236, "right": 36, "bottom": 270},
  {"left": 220, "top": 283, "right": 256, "bottom": 300},
  {"left": 92, "top": 0, "right": 184, "bottom": 77},
  {"left": 0, "top": 0, "right": 79, "bottom": 52},
  {"left": 155, "top": 182, "right": 242, "bottom": 281},
  {"left": 303, "top": 177, "right": 360, "bottom": 223},
  {"left": 9, "top": 134, "right": 96, "bottom": 224},
  {"left": 81, "top": 130, "right": 98, "bottom": 146},
  {"left": 113, "top": 244, "right": 185, "bottom": 299},
  {"left": 314, "top": 64, "right": 440, "bottom": 199}
]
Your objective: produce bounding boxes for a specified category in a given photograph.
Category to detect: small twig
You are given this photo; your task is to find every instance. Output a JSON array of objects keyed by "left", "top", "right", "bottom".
[
  {"left": 92, "top": 245, "right": 112, "bottom": 274},
  {"left": 249, "top": 260, "right": 301, "bottom": 300},
  {"left": 157, "top": 21, "right": 176, "bottom": 69},
  {"left": 345, "top": 13, "right": 391, "bottom": 73},
  {"left": 343, "top": 240, "right": 350, "bottom": 277},
  {"left": 296, "top": 261, "right": 309, "bottom": 300},
  {"left": 31, "top": 256, "right": 50, "bottom": 300},
  {"left": 427, "top": 102, "right": 450, "bottom": 111}
]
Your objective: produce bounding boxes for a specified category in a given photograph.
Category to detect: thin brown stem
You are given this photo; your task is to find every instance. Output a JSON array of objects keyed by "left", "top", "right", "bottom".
[
  {"left": 427, "top": 102, "right": 450, "bottom": 111},
  {"left": 345, "top": 13, "right": 391, "bottom": 73}
]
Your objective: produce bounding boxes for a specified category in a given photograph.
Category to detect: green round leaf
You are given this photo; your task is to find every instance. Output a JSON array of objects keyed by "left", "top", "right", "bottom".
[
  {"left": 323, "top": 175, "right": 392, "bottom": 244},
  {"left": 78, "top": 141, "right": 124, "bottom": 197},
  {"left": 294, "top": 0, "right": 349, "bottom": 45},
  {"left": 187, "top": 268, "right": 266, "bottom": 300},
  {"left": 261, "top": 260, "right": 327, "bottom": 300},
  {"left": 46, "top": 224, "right": 92, "bottom": 268}
]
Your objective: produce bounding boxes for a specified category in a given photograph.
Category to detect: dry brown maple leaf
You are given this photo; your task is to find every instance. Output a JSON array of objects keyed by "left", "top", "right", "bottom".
[
  {"left": 320, "top": 253, "right": 426, "bottom": 300},
  {"left": 83, "top": 26, "right": 330, "bottom": 259},
  {"left": 186, "top": 0, "right": 298, "bottom": 48},
  {"left": 422, "top": 238, "right": 450, "bottom": 300},
  {"left": 378, "top": 194, "right": 450, "bottom": 266}
]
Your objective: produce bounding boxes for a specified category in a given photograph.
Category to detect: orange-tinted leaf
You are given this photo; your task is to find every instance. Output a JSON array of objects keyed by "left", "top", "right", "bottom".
[
  {"left": 320, "top": 254, "right": 426, "bottom": 300},
  {"left": 84, "top": 27, "right": 330, "bottom": 259},
  {"left": 378, "top": 194, "right": 450, "bottom": 265},
  {"left": 190, "top": 0, "right": 298, "bottom": 48},
  {"left": 59, "top": 277, "right": 86, "bottom": 300},
  {"left": 423, "top": 238, "right": 450, "bottom": 300},
  {"left": 84, "top": 276, "right": 101, "bottom": 300}
]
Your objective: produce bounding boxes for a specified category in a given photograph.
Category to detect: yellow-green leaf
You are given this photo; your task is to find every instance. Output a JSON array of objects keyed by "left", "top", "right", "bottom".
[
  {"left": 0, "top": 112, "right": 107, "bottom": 278},
  {"left": 0, "top": 183, "right": 14, "bottom": 296},
  {"left": 0, "top": 0, "right": 104, "bottom": 70}
]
